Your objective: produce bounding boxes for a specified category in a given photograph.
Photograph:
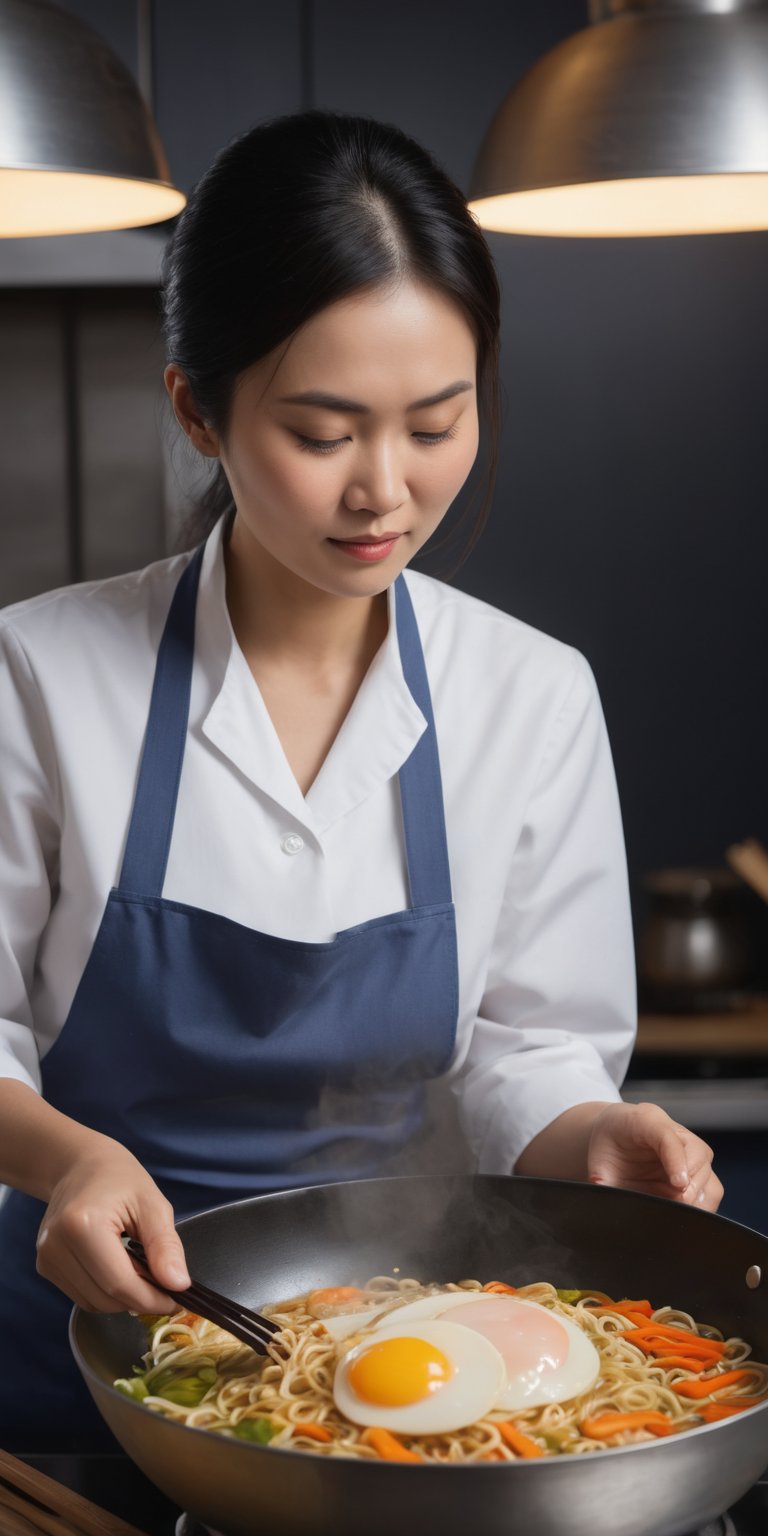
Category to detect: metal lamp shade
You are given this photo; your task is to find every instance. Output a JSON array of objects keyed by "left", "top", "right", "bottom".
[
  {"left": 0, "top": 0, "right": 186, "bottom": 236},
  {"left": 468, "top": 0, "right": 768, "bottom": 237}
]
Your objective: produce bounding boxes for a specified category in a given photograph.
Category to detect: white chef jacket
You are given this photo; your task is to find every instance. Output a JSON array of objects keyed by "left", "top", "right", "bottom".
[{"left": 0, "top": 515, "right": 636, "bottom": 1174}]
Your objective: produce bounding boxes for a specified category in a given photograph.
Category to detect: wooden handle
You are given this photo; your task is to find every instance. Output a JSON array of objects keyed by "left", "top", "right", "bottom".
[
  {"left": 726, "top": 838, "right": 768, "bottom": 905},
  {"left": 0, "top": 1448, "right": 150, "bottom": 1536},
  {"left": 0, "top": 1478, "right": 87, "bottom": 1536}
]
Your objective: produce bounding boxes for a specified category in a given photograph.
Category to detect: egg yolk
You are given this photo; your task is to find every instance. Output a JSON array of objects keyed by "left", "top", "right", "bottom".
[{"left": 347, "top": 1336, "right": 454, "bottom": 1406}]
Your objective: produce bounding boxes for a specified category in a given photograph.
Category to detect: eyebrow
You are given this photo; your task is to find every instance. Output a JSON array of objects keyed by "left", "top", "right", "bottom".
[{"left": 277, "top": 380, "right": 475, "bottom": 413}]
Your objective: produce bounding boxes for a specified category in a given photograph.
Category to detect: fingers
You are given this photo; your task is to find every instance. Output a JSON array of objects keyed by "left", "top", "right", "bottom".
[
  {"left": 139, "top": 1207, "right": 191, "bottom": 1292},
  {"left": 587, "top": 1103, "right": 723, "bottom": 1211},
  {"left": 661, "top": 1120, "right": 721, "bottom": 1209},
  {"left": 675, "top": 1140, "right": 723, "bottom": 1212},
  {"left": 37, "top": 1228, "right": 161, "bottom": 1313},
  {"left": 646, "top": 1117, "right": 691, "bottom": 1192},
  {"left": 37, "top": 1187, "right": 189, "bottom": 1313}
]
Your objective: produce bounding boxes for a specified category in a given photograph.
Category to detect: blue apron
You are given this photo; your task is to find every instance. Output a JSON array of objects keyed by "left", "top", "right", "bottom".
[{"left": 0, "top": 546, "right": 459, "bottom": 1431}]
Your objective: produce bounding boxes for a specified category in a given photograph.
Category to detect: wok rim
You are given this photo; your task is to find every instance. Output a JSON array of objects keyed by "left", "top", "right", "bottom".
[{"left": 68, "top": 1172, "right": 768, "bottom": 1472}]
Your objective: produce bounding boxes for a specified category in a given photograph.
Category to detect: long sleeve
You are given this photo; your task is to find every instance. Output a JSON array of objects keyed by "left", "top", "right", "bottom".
[
  {"left": 451, "top": 651, "right": 637, "bottom": 1174},
  {"left": 0, "top": 622, "right": 62, "bottom": 1091}
]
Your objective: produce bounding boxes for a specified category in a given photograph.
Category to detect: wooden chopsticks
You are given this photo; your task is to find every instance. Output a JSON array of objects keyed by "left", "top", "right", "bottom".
[
  {"left": 0, "top": 1448, "right": 149, "bottom": 1536},
  {"left": 122, "top": 1234, "right": 279, "bottom": 1354},
  {"left": 726, "top": 837, "right": 768, "bottom": 905}
]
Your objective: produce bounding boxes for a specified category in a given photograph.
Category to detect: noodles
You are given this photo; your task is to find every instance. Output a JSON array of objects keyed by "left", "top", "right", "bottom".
[{"left": 114, "top": 1280, "right": 768, "bottom": 1462}]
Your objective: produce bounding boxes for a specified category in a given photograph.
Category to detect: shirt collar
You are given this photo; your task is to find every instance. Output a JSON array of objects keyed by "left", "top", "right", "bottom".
[{"left": 196, "top": 517, "right": 427, "bottom": 836}]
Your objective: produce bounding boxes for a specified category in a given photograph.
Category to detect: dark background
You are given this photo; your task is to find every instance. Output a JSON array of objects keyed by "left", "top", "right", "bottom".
[{"left": 3, "top": 0, "right": 767, "bottom": 933}]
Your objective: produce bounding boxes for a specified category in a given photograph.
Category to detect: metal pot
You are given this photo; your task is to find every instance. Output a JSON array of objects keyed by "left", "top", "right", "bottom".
[
  {"left": 70, "top": 1175, "right": 768, "bottom": 1536},
  {"left": 637, "top": 867, "right": 757, "bottom": 1012}
]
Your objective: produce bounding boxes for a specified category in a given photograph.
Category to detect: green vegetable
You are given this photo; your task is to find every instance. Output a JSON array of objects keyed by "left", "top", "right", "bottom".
[
  {"left": 233, "top": 1418, "right": 278, "bottom": 1444},
  {"left": 142, "top": 1315, "right": 170, "bottom": 1337},
  {"left": 556, "top": 1289, "right": 583, "bottom": 1305},
  {"left": 542, "top": 1433, "right": 566, "bottom": 1452},
  {"left": 156, "top": 1374, "right": 213, "bottom": 1407},
  {"left": 115, "top": 1377, "right": 150, "bottom": 1402}
]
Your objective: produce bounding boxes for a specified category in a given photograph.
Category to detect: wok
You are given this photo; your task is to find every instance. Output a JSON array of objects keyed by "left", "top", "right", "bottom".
[{"left": 70, "top": 1175, "right": 768, "bottom": 1536}]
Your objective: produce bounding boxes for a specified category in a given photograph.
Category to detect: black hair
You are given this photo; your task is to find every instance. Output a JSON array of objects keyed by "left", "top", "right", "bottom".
[{"left": 162, "top": 109, "right": 501, "bottom": 571}]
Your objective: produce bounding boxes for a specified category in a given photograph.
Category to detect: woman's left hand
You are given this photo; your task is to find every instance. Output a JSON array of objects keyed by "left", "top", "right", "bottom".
[{"left": 587, "top": 1102, "right": 723, "bottom": 1211}]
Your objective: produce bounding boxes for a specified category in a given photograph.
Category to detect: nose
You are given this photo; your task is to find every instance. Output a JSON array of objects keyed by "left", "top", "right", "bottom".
[{"left": 343, "top": 438, "right": 408, "bottom": 518}]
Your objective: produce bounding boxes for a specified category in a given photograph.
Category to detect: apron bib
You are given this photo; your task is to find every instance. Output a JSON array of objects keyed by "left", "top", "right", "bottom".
[{"left": 0, "top": 547, "right": 459, "bottom": 1429}]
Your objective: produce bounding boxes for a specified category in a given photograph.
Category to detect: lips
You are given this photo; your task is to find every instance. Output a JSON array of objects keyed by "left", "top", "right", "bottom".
[
  {"left": 331, "top": 534, "right": 401, "bottom": 545},
  {"left": 329, "top": 533, "right": 402, "bottom": 563}
]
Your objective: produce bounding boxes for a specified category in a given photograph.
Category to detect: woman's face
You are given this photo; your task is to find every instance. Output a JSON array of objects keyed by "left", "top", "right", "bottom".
[{"left": 187, "top": 279, "right": 480, "bottom": 600}]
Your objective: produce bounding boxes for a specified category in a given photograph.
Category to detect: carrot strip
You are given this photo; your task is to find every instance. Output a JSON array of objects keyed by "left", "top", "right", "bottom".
[
  {"left": 695, "top": 1398, "right": 765, "bottom": 1421},
  {"left": 482, "top": 1282, "right": 518, "bottom": 1294},
  {"left": 619, "top": 1322, "right": 725, "bottom": 1349},
  {"left": 580, "top": 1411, "right": 672, "bottom": 1439},
  {"left": 496, "top": 1422, "right": 545, "bottom": 1458},
  {"left": 619, "top": 1299, "right": 654, "bottom": 1318},
  {"left": 619, "top": 1336, "right": 723, "bottom": 1365},
  {"left": 308, "top": 1286, "right": 363, "bottom": 1308},
  {"left": 292, "top": 1421, "right": 333, "bottom": 1443},
  {"left": 595, "top": 1309, "right": 658, "bottom": 1329},
  {"left": 594, "top": 1300, "right": 654, "bottom": 1320},
  {"left": 656, "top": 1345, "right": 723, "bottom": 1363},
  {"left": 650, "top": 1355, "right": 716, "bottom": 1373},
  {"left": 673, "top": 1369, "right": 760, "bottom": 1400},
  {"left": 483, "top": 1448, "right": 507, "bottom": 1460},
  {"left": 361, "top": 1427, "right": 422, "bottom": 1463},
  {"left": 618, "top": 1329, "right": 724, "bottom": 1357}
]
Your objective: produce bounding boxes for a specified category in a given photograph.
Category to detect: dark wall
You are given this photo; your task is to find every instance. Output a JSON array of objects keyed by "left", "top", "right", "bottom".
[{"left": 58, "top": 1, "right": 768, "bottom": 922}]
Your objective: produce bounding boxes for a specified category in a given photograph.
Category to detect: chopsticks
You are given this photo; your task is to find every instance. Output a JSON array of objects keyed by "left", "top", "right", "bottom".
[
  {"left": 727, "top": 838, "right": 768, "bottom": 905},
  {"left": 0, "top": 1448, "right": 149, "bottom": 1536},
  {"left": 122, "top": 1235, "right": 280, "bottom": 1354}
]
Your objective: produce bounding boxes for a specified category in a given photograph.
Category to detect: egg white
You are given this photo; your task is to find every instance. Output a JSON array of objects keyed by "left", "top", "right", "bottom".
[
  {"left": 367, "top": 1291, "right": 600, "bottom": 1410},
  {"left": 333, "top": 1319, "right": 506, "bottom": 1435},
  {"left": 319, "top": 1306, "right": 396, "bottom": 1342},
  {"left": 489, "top": 1302, "right": 600, "bottom": 1410}
]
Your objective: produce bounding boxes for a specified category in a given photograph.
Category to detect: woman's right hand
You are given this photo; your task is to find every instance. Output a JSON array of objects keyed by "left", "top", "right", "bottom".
[{"left": 35, "top": 1141, "right": 191, "bottom": 1314}]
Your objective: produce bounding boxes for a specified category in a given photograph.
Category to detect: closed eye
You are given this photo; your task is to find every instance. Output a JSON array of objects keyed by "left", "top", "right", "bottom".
[
  {"left": 295, "top": 435, "right": 345, "bottom": 454},
  {"left": 415, "top": 428, "right": 459, "bottom": 445},
  {"left": 295, "top": 427, "right": 459, "bottom": 456}
]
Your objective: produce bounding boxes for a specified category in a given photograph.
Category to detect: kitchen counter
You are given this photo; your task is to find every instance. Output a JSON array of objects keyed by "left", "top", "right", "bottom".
[
  {"left": 624, "top": 995, "right": 768, "bottom": 1132},
  {"left": 635, "top": 996, "right": 768, "bottom": 1057}
]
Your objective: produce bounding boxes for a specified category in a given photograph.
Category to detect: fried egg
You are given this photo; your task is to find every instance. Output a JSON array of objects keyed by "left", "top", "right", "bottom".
[
  {"left": 332, "top": 1319, "right": 506, "bottom": 1434},
  {"left": 366, "top": 1291, "right": 601, "bottom": 1409}
]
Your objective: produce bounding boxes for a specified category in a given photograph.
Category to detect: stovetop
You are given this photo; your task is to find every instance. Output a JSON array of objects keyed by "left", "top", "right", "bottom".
[
  {"left": 11, "top": 1435, "right": 768, "bottom": 1535},
  {"left": 169, "top": 1480, "right": 768, "bottom": 1536}
]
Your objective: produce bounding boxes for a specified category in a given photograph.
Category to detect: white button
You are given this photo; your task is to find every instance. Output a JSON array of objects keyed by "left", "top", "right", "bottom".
[{"left": 280, "top": 833, "right": 304, "bottom": 856}]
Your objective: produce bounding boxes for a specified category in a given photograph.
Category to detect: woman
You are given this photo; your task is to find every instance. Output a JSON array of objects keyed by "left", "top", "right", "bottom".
[{"left": 0, "top": 110, "right": 721, "bottom": 1432}]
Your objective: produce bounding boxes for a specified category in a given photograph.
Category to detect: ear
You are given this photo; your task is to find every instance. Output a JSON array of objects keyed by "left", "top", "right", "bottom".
[{"left": 164, "top": 365, "right": 220, "bottom": 457}]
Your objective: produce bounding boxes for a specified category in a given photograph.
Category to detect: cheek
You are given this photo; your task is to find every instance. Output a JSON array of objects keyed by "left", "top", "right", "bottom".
[
  {"left": 429, "top": 425, "right": 480, "bottom": 502},
  {"left": 229, "top": 436, "right": 335, "bottom": 517}
]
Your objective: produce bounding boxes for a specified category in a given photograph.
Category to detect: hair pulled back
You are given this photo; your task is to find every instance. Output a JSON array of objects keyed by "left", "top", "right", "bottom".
[{"left": 162, "top": 109, "right": 501, "bottom": 566}]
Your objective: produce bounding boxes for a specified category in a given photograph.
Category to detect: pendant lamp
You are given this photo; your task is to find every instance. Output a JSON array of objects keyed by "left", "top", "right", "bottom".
[
  {"left": 468, "top": 0, "right": 768, "bottom": 237},
  {"left": 0, "top": 0, "right": 185, "bottom": 237}
]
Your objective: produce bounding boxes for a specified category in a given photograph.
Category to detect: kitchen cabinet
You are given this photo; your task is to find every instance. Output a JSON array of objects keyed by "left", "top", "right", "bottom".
[{"left": 0, "top": 291, "right": 175, "bottom": 602}]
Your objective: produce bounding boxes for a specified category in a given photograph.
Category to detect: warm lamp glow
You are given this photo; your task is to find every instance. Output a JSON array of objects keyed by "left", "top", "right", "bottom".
[
  {"left": 0, "top": 168, "right": 186, "bottom": 237},
  {"left": 0, "top": 0, "right": 185, "bottom": 239},
  {"left": 470, "top": 173, "right": 768, "bottom": 238},
  {"left": 468, "top": 2, "right": 768, "bottom": 240}
]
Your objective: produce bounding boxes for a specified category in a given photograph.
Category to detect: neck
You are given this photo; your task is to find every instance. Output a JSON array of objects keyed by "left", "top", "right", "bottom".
[{"left": 223, "top": 515, "right": 389, "bottom": 676}]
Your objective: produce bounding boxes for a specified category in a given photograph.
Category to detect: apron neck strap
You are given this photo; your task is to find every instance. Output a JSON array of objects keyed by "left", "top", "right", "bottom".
[
  {"left": 393, "top": 574, "right": 453, "bottom": 909},
  {"left": 118, "top": 556, "right": 452, "bottom": 910},
  {"left": 117, "top": 546, "right": 204, "bottom": 895}
]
